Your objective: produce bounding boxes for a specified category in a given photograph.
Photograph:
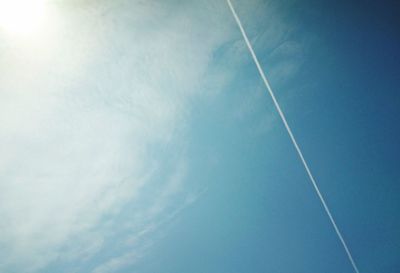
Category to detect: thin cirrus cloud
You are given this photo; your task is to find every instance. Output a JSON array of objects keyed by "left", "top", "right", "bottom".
[{"left": 0, "top": 0, "right": 303, "bottom": 272}]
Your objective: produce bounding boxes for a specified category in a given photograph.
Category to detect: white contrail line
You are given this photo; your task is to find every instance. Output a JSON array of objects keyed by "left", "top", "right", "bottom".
[{"left": 226, "top": 1, "right": 360, "bottom": 273}]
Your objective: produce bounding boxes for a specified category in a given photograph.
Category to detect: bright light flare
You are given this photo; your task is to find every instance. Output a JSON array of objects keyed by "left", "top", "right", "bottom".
[{"left": 0, "top": 0, "right": 46, "bottom": 36}]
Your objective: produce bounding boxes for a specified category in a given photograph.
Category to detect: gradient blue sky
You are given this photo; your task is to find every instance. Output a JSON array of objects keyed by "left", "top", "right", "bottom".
[{"left": 0, "top": 0, "right": 399, "bottom": 273}]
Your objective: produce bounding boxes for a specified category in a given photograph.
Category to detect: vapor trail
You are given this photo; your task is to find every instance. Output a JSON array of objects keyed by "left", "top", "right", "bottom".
[{"left": 225, "top": 1, "right": 360, "bottom": 272}]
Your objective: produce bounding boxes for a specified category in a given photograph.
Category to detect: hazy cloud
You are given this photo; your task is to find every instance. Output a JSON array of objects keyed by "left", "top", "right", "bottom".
[{"left": 0, "top": 0, "right": 302, "bottom": 272}]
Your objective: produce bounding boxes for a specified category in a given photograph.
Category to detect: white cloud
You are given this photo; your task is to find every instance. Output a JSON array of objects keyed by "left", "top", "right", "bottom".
[
  {"left": 0, "top": 0, "right": 304, "bottom": 272},
  {"left": 0, "top": 0, "right": 234, "bottom": 272}
]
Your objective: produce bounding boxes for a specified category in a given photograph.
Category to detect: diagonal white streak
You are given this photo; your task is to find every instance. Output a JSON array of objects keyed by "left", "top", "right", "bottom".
[{"left": 226, "top": 1, "right": 360, "bottom": 273}]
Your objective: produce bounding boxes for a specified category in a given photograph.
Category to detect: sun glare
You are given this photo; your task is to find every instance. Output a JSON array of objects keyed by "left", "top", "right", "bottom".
[{"left": 0, "top": 0, "right": 46, "bottom": 36}]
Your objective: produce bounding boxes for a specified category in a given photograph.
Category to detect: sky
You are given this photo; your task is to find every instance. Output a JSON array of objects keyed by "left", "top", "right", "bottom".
[{"left": 0, "top": 0, "right": 399, "bottom": 273}]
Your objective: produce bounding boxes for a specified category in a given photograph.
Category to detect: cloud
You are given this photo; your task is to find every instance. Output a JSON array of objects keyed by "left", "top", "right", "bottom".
[
  {"left": 0, "top": 0, "right": 305, "bottom": 272},
  {"left": 0, "top": 0, "right": 234, "bottom": 272}
]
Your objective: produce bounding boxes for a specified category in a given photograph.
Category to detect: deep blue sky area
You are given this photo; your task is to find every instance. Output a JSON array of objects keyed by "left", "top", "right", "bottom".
[{"left": 0, "top": 1, "right": 399, "bottom": 273}]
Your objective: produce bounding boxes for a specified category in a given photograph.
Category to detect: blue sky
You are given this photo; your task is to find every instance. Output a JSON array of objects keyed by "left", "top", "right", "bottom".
[{"left": 0, "top": 0, "right": 399, "bottom": 273}]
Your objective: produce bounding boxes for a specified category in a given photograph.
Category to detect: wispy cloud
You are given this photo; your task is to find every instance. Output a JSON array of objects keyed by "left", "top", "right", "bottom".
[
  {"left": 0, "top": 0, "right": 304, "bottom": 272},
  {"left": 0, "top": 0, "right": 232, "bottom": 272}
]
